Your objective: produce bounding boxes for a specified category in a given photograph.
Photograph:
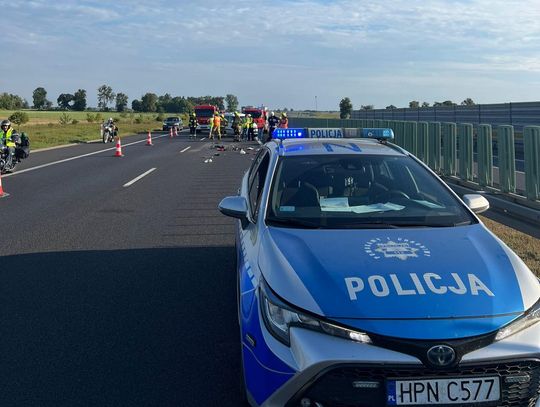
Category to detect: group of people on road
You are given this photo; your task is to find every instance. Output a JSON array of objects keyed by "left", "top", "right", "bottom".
[{"left": 186, "top": 110, "right": 289, "bottom": 143}]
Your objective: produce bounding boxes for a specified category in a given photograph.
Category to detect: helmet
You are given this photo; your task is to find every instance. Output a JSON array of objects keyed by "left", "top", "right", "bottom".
[
  {"left": 247, "top": 114, "right": 251, "bottom": 117},
  {"left": 192, "top": 113, "right": 196, "bottom": 117},
  {"left": 282, "top": 112, "right": 287, "bottom": 117},
  {"left": 1, "top": 119, "right": 11, "bottom": 128},
  {"left": 234, "top": 111, "right": 239, "bottom": 116},
  {"left": 271, "top": 111, "right": 275, "bottom": 116},
  {"left": 108, "top": 117, "right": 114, "bottom": 122}
]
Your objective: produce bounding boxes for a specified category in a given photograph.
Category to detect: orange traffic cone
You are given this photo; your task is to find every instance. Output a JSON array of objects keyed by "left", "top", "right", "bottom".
[
  {"left": 174, "top": 127, "right": 178, "bottom": 137},
  {"left": 114, "top": 137, "right": 124, "bottom": 157},
  {"left": 146, "top": 131, "right": 153, "bottom": 146},
  {"left": 169, "top": 128, "right": 173, "bottom": 138},
  {"left": 0, "top": 172, "right": 7, "bottom": 198}
]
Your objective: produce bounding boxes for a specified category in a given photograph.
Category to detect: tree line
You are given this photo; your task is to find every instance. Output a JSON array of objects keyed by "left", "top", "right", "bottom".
[
  {"left": 0, "top": 85, "right": 240, "bottom": 113},
  {"left": 339, "top": 97, "right": 476, "bottom": 118}
]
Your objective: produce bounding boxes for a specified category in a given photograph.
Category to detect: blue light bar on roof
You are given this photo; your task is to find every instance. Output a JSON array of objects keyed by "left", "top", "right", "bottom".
[
  {"left": 362, "top": 128, "right": 394, "bottom": 140},
  {"left": 272, "top": 128, "right": 306, "bottom": 140}
]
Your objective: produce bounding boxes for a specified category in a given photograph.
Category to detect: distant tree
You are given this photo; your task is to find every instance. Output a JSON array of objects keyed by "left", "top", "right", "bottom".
[
  {"left": 157, "top": 93, "right": 172, "bottom": 112},
  {"left": 0, "top": 93, "right": 25, "bottom": 110},
  {"left": 461, "top": 98, "right": 475, "bottom": 106},
  {"left": 421, "top": 102, "right": 430, "bottom": 107},
  {"left": 170, "top": 96, "right": 193, "bottom": 113},
  {"left": 116, "top": 92, "right": 129, "bottom": 112},
  {"left": 57, "top": 93, "right": 74, "bottom": 110},
  {"left": 97, "top": 84, "right": 116, "bottom": 111},
  {"left": 225, "top": 94, "right": 239, "bottom": 112},
  {"left": 339, "top": 97, "right": 353, "bottom": 119},
  {"left": 409, "top": 101, "right": 420, "bottom": 108},
  {"left": 385, "top": 105, "right": 397, "bottom": 109},
  {"left": 72, "top": 89, "right": 87, "bottom": 111},
  {"left": 131, "top": 99, "right": 143, "bottom": 112},
  {"left": 361, "top": 105, "right": 374, "bottom": 110},
  {"left": 141, "top": 93, "right": 158, "bottom": 112},
  {"left": 32, "top": 87, "right": 49, "bottom": 109},
  {"left": 442, "top": 100, "right": 456, "bottom": 106},
  {"left": 8, "top": 111, "right": 29, "bottom": 128}
]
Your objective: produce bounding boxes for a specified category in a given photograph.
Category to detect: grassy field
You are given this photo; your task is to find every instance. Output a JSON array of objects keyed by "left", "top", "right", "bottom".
[{"left": 0, "top": 109, "right": 187, "bottom": 149}]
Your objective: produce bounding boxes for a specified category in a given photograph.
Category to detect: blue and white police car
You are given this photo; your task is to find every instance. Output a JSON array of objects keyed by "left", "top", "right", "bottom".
[{"left": 218, "top": 128, "right": 540, "bottom": 407}]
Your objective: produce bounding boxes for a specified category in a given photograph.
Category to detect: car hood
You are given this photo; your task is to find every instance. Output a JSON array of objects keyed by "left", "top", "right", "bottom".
[{"left": 259, "top": 224, "right": 540, "bottom": 339}]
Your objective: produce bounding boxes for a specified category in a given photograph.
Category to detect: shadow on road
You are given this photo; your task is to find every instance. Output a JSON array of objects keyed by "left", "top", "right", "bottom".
[{"left": 0, "top": 247, "right": 244, "bottom": 407}]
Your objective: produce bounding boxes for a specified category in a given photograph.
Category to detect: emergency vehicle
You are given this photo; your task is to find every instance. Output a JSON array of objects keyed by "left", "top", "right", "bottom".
[
  {"left": 219, "top": 128, "right": 540, "bottom": 407},
  {"left": 194, "top": 104, "right": 218, "bottom": 132},
  {"left": 242, "top": 106, "right": 268, "bottom": 133}
]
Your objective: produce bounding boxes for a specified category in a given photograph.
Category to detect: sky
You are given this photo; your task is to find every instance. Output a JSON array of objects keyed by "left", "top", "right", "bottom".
[{"left": 1, "top": 0, "right": 540, "bottom": 111}]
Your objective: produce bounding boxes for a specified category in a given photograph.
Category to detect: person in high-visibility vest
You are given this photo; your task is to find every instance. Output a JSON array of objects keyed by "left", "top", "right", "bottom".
[
  {"left": 1, "top": 119, "right": 18, "bottom": 168},
  {"left": 210, "top": 112, "right": 222, "bottom": 141},
  {"left": 243, "top": 114, "right": 253, "bottom": 140},
  {"left": 189, "top": 113, "right": 197, "bottom": 139},
  {"left": 278, "top": 112, "right": 288, "bottom": 129}
]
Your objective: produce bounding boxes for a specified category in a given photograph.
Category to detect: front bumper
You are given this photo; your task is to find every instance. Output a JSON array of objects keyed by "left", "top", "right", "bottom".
[{"left": 250, "top": 316, "right": 540, "bottom": 407}]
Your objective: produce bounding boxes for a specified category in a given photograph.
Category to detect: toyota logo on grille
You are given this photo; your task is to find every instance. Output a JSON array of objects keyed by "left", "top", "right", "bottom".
[{"left": 427, "top": 345, "right": 456, "bottom": 367}]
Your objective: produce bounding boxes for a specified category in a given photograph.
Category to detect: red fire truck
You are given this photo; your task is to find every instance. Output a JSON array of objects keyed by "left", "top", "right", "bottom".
[
  {"left": 194, "top": 104, "right": 218, "bottom": 132},
  {"left": 242, "top": 106, "right": 268, "bottom": 132}
]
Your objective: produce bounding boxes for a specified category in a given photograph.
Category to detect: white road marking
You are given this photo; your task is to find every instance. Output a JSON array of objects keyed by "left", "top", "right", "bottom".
[
  {"left": 200, "top": 137, "right": 206, "bottom": 141},
  {"left": 180, "top": 146, "right": 191, "bottom": 153},
  {"left": 123, "top": 168, "right": 156, "bottom": 187},
  {"left": 3, "top": 134, "right": 168, "bottom": 178}
]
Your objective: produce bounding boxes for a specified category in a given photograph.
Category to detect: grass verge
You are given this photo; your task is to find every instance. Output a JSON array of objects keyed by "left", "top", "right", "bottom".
[{"left": 480, "top": 216, "right": 540, "bottom": 276}]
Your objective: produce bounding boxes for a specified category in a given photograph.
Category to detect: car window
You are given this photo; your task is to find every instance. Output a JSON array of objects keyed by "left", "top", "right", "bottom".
[
  {"left": 266, "top": 154, "right": 476, "bottom": 228},
  {"left": 248, "top": 151, "right": 270, "bottom": 220}
]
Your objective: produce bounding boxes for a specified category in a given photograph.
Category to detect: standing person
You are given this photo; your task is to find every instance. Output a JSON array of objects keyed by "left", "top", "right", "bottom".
[
  {"left": 208, "top": 114, "right": 215, "bottom": 140},
  {"left": 210, "top": 112, "right": 222, "bottom": 141},
  {"left": 1, "top": 119, "right": 18, "bottom": 167},
  {"left": 278, "top": 112, "right": 288, "bottom": 129},
  {"left": 267, "top": 111, "right": 280, "bottom": 142},
  {"left": 189, "top": 113, "right": 197, "bottom": 139},
  {"left": 232, "top": 112, "right": 242, "bottom": 141}
]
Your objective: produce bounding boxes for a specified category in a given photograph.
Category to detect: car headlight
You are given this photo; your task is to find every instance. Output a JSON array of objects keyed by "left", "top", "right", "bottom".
[
  {"left": 260, "top": 281, "right": 372, "bottom": 346},
  {"left": 495, "top": 298, "right": 540, "bottom": 341}
]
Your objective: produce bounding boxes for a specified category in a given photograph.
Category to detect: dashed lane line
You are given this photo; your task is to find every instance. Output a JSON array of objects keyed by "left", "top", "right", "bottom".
[{"left": 123, "top": 168, "right": 156, "bottom": 187}]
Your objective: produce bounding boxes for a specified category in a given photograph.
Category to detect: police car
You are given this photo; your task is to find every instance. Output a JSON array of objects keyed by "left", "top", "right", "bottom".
[{"left": 218, "top": 128, "right": 540, "bottom": 407}]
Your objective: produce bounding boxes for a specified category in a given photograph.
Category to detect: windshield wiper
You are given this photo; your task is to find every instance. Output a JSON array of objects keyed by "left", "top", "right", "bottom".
[{"left": 266, "top": 218, "right": 323, "bottom": 229}]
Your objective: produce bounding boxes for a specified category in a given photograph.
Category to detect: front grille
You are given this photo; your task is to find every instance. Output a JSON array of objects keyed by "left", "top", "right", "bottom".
[{"left": 287, "top": 360, "right": 540, "bottom": 407}]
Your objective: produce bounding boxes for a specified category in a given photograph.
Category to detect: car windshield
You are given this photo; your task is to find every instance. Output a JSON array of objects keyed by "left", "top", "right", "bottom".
[
  {"left": 166, "top": 117, "right": 179, "bottom": 122},
  {"left": 266, "top": 154, "right": 476, "bottom": 229},
  {"left": 195, "top": 109, "right": 215, "bottom": 117}
]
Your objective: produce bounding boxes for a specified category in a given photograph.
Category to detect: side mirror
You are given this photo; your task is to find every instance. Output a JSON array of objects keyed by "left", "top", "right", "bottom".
[
  {"left": 463, "top": 194, "right": 490, "bottom": 214},
  {"left": 218, "top": 196, "right": 250, "bottom": 228}
]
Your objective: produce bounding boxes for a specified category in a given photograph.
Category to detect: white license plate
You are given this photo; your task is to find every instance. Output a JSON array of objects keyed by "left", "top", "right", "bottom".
[{"left": 387, "top": 376, "right": 500, "bottom": 405}]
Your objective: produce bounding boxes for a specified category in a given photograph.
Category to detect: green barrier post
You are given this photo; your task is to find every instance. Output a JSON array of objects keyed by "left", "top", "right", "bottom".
[
  {"left": 417, "top": 122, "right": 429, "bottom": 163},
  {"left": 497, "top": 125, "right": 516, "bottom": 193},
  {"left": 442, "top": 122, "right": 457, "bottom": 176},
  {"left": 428, "top": 122, "right": 441, "bottom": 171},
  {"left": 477, "top": 124, "right": 493, "bottom": 188},
  {"left": 524, "top": 126, "right": 540, "bottom": 200},
  {"left": 458, "top": 123, "right": 474, "bottom": 181}
]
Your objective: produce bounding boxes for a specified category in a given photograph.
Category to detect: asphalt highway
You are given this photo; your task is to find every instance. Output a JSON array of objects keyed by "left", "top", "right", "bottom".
[{"left": 0, "top": 130, "right": 255, "bottom": 406}]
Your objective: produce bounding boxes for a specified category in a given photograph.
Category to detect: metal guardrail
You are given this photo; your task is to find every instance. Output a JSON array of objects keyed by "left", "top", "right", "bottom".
[{"left": 289, "top": 118, "right": 540, "bottom": 210}]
